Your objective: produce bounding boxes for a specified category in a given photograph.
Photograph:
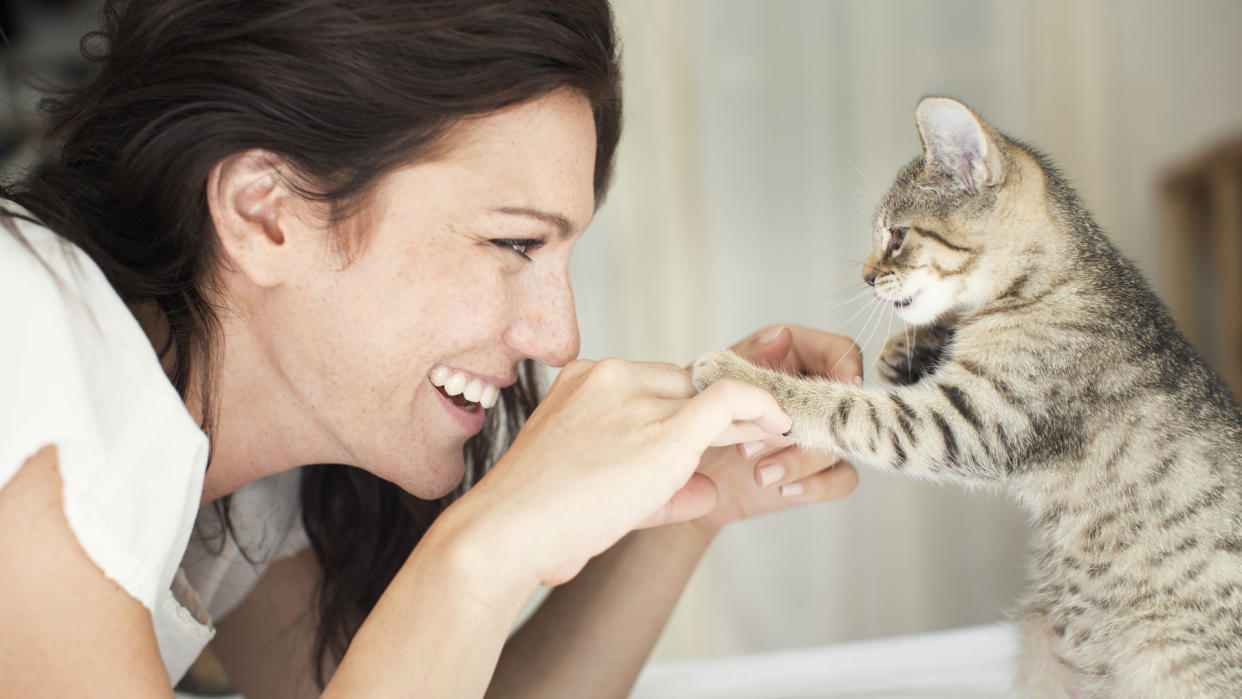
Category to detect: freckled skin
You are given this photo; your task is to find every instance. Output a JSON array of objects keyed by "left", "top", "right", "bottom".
[{"left": 206, "top": 90, "right": 595, "bottom": 500}]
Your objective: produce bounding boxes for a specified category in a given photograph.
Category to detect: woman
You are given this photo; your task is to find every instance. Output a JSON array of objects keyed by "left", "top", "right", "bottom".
[{"left": 0, "top": 0, "right": 860, "bottom": 696}]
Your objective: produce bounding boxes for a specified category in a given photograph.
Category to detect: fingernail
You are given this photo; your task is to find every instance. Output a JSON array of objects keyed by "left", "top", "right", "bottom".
[
  {"left": 758, "top": 463, "right": 784, "bottom": 486},
  {"left": 741, "top": 441, "right": 765, "bottom": 458},
  {"left": 780, "top": 482, "right": 804, "bottom": 497},
  {"left": 758, "top": 326, "right": 785, "bottom": 345},
  {"left": 853, "top": 375, "right": 863, "bottom": 388}
]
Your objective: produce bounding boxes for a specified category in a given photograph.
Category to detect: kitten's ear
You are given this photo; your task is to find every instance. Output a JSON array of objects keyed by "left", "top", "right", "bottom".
[{"left": 915, "top": 97, "right": 1005, "bottom": 192}]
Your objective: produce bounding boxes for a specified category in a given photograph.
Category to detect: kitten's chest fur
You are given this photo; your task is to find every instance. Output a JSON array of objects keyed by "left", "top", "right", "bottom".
[{"left": 930, "top": 259, "right": 1242, "bottom": 686}]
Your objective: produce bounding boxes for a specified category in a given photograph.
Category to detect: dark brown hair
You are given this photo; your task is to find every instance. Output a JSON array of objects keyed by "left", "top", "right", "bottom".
[{"left": 3, "top": 0, "right": 621, "bottom": 686}]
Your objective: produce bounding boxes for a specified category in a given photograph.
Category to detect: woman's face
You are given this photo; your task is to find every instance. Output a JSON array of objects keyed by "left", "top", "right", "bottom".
[{"left": 263, "top": 89, "right": 595, "bottom": 497}]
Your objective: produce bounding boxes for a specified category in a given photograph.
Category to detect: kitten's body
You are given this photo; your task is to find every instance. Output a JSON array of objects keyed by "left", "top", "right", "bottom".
[{"left": 694, "top": 98, "right": 1242, "bottom": 698}]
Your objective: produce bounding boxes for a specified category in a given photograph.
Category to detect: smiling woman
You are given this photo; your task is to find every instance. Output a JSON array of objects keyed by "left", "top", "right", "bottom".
[
  {"left": 0, "top": 1, "right": 862, "bottom": 697},
  {"left": 201, "top": 90, "right": 597, "bottom": 503}
]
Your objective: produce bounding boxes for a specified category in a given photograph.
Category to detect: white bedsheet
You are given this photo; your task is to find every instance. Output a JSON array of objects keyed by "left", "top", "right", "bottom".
[
  {"left": 175, "top": 623, "right": 1019, "bottom": 698},
  {"left": 630, "top": 623, "right": 1019, "bottom": 699}
]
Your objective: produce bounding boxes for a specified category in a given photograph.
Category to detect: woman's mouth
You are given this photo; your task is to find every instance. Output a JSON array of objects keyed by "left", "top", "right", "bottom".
[{"left": 429, "top": 366, "right": 501, "bottom": 412}]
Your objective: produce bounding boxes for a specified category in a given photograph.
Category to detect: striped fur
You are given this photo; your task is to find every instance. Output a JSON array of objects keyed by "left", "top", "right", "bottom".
[{"left": 693, "top": 97, "right": 1242, "bottom": 698}]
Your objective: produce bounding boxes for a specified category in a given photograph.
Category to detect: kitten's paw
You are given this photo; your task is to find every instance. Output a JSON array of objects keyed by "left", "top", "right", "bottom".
[
  {"left": 691, "top": 350, "right": 753, "bottom": 391},
  {"left": 876, "top": 326, "right": 952, "bottom": 386}
]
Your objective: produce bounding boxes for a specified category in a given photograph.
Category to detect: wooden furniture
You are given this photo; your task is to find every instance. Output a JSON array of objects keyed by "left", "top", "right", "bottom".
[{"left": 1162, "top": 138, "right": 1242, "bottom": 401}]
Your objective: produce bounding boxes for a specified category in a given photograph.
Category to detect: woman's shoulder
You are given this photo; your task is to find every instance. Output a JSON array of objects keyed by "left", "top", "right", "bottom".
[
  {"left": 0, "top": 204, "right": 144, "bottom": 353},
  {"left": 1, "top": 203, "right": 92, "bottom": 281},
  {"left": 0, "top": 203, "right": 185, "bottom": 440},
  {"left": 0, "top": 204, "right": 209, "bottom": 613}
]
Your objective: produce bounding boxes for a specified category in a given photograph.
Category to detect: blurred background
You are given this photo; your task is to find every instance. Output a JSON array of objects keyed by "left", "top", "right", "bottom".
[{"left": 4, "top": 0, "right": 1241, "bottom": 673}]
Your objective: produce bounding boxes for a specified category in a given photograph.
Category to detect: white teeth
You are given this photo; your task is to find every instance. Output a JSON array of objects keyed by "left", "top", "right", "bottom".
[
  {"left": 429, "top": 366, "right": 501, "bottom": 409},
  {"left": 443, "top": 372, "right": 467, "bottom": 396},
  {"left": 480, "top": 384, "right": 499, "bottom": 409}
]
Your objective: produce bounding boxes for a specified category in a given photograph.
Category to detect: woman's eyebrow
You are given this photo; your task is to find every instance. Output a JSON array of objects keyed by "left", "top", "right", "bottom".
[{"left": 491, "top": 206, "right": 575, "bottom": 239}]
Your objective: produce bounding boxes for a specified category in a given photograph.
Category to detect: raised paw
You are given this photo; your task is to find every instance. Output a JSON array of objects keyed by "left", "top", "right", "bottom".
[
  {"left": 876, "top": 325, "right": 953, "bottom": 386},
  {"left": 691, "top": 350, "right": 756, "bottom": 392}
]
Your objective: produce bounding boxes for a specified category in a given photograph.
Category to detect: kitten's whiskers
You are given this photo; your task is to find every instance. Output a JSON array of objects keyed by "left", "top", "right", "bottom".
[
  {"left": 904, "top": 324, "right": 913, "bottom": 372},
  {"left": 831, "top": 286, "right": 876, "bottom": 311},
  {"left": 857, "top": 301, "right": 891, "bottom": 371},
  {"left": 840, "top": 294, "right": 883, "bottom": 332},
  {"left": 829, "top": 298, "right": 885, "bottom": 379}
]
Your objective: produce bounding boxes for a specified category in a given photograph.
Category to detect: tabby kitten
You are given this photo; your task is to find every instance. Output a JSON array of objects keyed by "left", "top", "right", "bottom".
[{"left": 693, "top": 97, "right": 1242, "bottom": 698}]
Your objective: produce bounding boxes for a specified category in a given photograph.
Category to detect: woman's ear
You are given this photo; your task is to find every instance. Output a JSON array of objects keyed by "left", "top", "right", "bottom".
[{"left": 207, "top": 150, "right": 299, "bottom": 288}]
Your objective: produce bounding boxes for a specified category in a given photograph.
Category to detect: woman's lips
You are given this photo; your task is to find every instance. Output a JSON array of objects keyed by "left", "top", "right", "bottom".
[{"left": 428, "top": 365, "right": 501, "bottom": 410}]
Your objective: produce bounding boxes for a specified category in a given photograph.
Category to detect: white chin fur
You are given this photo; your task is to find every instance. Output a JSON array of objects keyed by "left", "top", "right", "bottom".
[{"left": 894, "top": 283, "right": 954, "bottom": 325}]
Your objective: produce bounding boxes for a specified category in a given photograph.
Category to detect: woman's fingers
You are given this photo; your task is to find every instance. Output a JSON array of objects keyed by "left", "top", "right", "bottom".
[
  {"left": 634, "top": 473, "right": 719, "bottom": 529},
  {"left": 751, "top": 444, "right": 838, "bottom": 486},
  {"left": 628, "top": 361, "right": 698, "bottom": 399},
  {"left": 734, "top": 434, "right": 796, "bottom": 459},
  {"left": 780, "top": 326, "right": 862, "bottom": 385},
  {"left": 585, "top": 360, "right": 795, "bottom": 447},
  {"left": 730, "top": 325, "right": 795, "bottom": 369},
  {"left": 731, "top": 324, "right": 864, "bottom": 386},
  {"left": 815, "top": 334, "right": 864, "bottom": 385},
  {"left": 775, "top": 460, "right": 859, "bottom": 501},
  {"left": 564, "top": 358, "right": 699, "bottom": 399},
  {"left": 755, "top": 451, "right": 859, "bottom": 501},
  {"left": 667, "top": 378, "right": 792, "bottom": 448}
]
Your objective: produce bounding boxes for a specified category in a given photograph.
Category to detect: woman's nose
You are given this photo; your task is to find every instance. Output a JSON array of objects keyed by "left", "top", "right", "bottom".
[{"left": 504, "top": 268, "right": 580, "bottom": 367}]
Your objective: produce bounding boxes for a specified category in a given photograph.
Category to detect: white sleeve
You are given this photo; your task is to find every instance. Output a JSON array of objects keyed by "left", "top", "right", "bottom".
[{"left": 0, "top": 213, "right": 209, "bottom": 613}]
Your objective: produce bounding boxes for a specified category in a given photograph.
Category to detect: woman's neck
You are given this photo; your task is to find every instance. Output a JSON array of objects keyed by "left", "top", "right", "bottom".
[{"left": 131, "top": 300, "right": 338, "bottom": 504}]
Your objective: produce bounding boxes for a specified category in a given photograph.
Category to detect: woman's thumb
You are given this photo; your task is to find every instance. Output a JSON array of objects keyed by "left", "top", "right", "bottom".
[{"left": 634, "top": 473, "right": 719, "bottom": 528}]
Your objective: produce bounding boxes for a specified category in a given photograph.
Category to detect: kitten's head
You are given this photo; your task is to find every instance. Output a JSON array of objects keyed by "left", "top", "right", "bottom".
[{"left": 864, "top": 97, "right": 1062, "bottom": 325}]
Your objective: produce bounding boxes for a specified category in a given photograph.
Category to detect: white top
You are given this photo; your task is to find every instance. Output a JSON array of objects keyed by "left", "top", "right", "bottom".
[
  {"left": 181, "top": 467, "right": 311, "bottom": 624},
  {"left": 0, "top": 206, "right": 308, "bottom": 683}
]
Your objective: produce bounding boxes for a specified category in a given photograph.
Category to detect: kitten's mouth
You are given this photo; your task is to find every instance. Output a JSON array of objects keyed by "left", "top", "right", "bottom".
[{"left": 874, "top": 289, "right": 919, "bottom": 311}]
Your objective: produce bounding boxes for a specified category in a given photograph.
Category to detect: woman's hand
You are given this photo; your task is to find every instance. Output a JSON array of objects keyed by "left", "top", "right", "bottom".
[
  {"left": 691, "top": 325, "right": 862, "bottom": 533},
  {"left": 444, "top": 358, "right": 793, "bottom": 593},
  {"left": 459, "top": 336, "right": 855, "bottom": 698}
]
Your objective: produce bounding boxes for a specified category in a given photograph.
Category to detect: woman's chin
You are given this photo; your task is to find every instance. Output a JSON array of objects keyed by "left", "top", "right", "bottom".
[{"left": 383, "top": 452, "right": 468, "bottom": 499}]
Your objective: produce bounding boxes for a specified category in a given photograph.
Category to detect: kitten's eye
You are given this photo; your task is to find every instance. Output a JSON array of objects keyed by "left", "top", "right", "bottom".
[
  {"left": 887, "top": 227, "right": 908, "bottom": 254},
  {"left": 492, "top": 238, "right": 543, "bottom": 261}
]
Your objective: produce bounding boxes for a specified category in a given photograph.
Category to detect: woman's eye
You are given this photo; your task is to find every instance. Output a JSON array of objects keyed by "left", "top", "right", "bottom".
[{"left": 492, "top": 238, "right": 542, "bottom": 260}]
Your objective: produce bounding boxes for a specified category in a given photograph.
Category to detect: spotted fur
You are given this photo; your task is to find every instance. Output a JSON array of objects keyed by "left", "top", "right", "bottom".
[{"left": 694, "top": 97, "right": 1242, "bottom": 698}]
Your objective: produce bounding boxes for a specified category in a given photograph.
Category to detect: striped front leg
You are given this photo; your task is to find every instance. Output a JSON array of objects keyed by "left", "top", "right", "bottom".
[{"left": 692, "top": 350, "right": 1032, "bottom": 484}]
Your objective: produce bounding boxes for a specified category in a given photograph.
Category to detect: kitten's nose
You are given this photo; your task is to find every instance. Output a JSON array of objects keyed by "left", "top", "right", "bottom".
[{"left": 863, "top": 271, "right": 876, "bottom": 287}]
